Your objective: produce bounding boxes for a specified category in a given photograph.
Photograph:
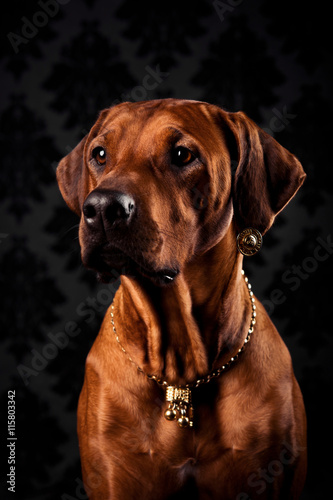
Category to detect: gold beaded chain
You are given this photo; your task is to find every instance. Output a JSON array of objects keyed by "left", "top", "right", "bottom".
[{"left": 110, "top": 270, "right": 256, "bottom": 428}]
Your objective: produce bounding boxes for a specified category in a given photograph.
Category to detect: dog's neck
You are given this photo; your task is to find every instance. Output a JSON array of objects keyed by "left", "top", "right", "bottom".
[{"left": 115, "top": 226, "right": 251, "bottom": 385}]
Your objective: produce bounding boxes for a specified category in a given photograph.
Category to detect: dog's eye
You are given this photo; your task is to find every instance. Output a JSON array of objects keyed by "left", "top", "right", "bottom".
[
  {"left": 92, "top": 146, "right": 107, "bottom": 166},
  {"left": 172, "top": 146, "right": 196, "bottom": 167}
]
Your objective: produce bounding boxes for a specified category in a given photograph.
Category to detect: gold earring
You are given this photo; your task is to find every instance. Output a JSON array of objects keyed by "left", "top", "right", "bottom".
[{"left": 237, "top": 228, "right": 262, "bottom": 256}]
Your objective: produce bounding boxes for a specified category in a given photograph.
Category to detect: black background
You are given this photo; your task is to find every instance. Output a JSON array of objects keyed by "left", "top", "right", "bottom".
[{"left": 1, "top": 0, "right": 332, "bottom": 498}]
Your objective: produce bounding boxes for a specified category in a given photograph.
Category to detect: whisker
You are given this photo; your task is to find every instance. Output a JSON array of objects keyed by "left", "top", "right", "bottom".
[{"left": 57, "top": 224, "right": 80, "bottom": 240}]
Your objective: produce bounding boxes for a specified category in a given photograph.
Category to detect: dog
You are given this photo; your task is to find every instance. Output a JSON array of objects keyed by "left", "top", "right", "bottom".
[{"left": 57, "top": 99, "right": 307, "bottom": 499}]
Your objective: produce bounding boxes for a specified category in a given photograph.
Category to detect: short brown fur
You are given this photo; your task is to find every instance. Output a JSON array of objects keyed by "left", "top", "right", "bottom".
[{"left": 57, "top": 99, "right": 307, "bottom": 499}]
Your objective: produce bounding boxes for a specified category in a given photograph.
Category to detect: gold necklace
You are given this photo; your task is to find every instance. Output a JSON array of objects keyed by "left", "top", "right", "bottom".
[{"left": 110, "top": 270, "right": 256, "bottom": 429}]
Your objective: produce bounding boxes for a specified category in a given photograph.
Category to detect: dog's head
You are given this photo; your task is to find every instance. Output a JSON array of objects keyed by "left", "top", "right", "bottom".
[{"left": 57, "top": 99, "right": 305, "bottom": 285}]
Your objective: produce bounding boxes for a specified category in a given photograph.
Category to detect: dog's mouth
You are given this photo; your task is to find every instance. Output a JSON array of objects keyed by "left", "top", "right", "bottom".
[{"left": 84, "top": 244, "right": 179, "bottom": 287}]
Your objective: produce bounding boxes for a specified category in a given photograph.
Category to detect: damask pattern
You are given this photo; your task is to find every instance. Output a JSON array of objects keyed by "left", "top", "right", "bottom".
[
  {"left": 192, "top": 14, "right": 285, "bottom": 121},
  {"left": 1, "top": 0, "right": 332, "bottom": 498},
  {"left": 0, "top": 96, "right": 58, "bottom": 219},
  {"left": 44, "top": 20, "right": 136, "bottom": 132}
]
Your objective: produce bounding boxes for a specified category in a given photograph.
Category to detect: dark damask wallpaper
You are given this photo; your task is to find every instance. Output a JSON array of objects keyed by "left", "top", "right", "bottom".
[{"left": 0, "top": 0, "right": 332, "bottom": 498}]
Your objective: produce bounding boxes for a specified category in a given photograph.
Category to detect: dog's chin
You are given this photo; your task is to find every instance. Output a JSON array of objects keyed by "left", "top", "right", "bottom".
[{"left": 83, "top": 246, "right": 179, "bottom": 287}]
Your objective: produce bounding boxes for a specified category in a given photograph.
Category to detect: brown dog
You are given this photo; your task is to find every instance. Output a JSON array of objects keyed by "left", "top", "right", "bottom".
[{"left": 57, "top": 99, "right": 307, "bottom": 499}]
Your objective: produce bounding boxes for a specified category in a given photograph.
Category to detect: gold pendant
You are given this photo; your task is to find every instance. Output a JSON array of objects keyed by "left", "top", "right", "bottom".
[
  {"left": 237, "top": 228, "right": 262, "bottom": 256},
  {"left": 164, "top": 386, "right": 194, "bottom": 428}
]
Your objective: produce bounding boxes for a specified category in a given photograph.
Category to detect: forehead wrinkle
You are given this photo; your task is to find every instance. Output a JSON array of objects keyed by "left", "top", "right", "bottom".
[
  {"left": 100, "top": 129, "right": 115, "bottom": 140},
  {"left": 97, "top": 104, "right": 226, "bottom": 165},
  {"left": 98, "top": 117, "right": 142, "bottom": 159},
  {"left": 162, "top": 126, "right": 183, "bottom": 140},
  {"left": 156, "top": 110, "right": 220, "bottom": 151}
]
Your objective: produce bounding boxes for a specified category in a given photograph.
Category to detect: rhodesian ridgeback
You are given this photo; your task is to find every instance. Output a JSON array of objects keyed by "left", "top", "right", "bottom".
[{"left": 57, "top": 99, "right": 307, "bottom": 499}]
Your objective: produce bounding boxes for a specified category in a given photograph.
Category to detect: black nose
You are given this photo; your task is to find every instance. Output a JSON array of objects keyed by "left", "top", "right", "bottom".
[{"left": 83, "top": 190, "right": 136, "bottom": 229}]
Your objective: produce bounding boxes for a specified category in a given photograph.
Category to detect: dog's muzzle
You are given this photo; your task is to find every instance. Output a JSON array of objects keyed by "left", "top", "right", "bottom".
[{"left": 81, "top": 189, "right": 178, "bottom": 286}]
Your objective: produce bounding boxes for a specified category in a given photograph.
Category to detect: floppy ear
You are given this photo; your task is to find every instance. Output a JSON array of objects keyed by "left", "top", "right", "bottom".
[
  {"left": 56, "top": 135, "right": 88, "bottom": 216},
  {"left": 226, "top": 111, "right": 306, "bottom": 235},
  {"left": 56, "top": 109, "right": 110, "bottom": 215}
]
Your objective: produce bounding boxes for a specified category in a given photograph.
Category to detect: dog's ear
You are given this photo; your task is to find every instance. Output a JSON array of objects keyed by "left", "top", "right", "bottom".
[
  {"left": 56, "top": 135, "right": 89, "bottom": 216},
  {"left": 226, "top": 111, "right": 306, "bottom": 235},
  {"left": 56, "top": 109, "right": 110, "bottom": 215}
]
